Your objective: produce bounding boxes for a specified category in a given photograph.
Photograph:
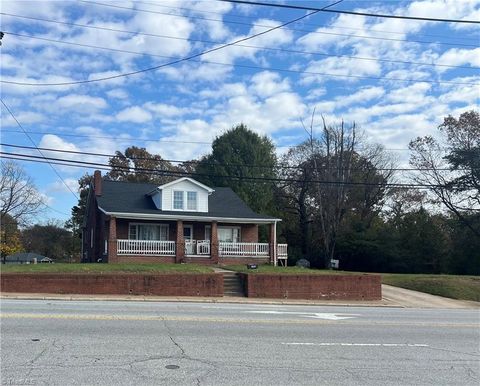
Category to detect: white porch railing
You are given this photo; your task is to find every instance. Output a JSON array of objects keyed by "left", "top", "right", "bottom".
[
  {"left": 219, "top": 242, "right": 269, "bottom": 257},
  {"left": 116, "top": 239, "right": 287, "bottom": 259},
  {"left": 185, "top": 240, "right": 211, "bottom": 256},
  {"left": 277, "top": 244, "right": 288, "bottom": 260},
  {"left": 117, "top": 240, "right": 175, "bottom": 255},
  {"left": 196, "top": 240, "right": 211, "bottom": 255}
]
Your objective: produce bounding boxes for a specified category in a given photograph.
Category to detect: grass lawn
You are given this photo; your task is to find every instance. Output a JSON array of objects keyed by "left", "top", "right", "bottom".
[
  {"left": 222, "top": 264, "right": 366, "bottom": 275},
  {"left": 381, "top": 274, "right": 480, "bottom": 302},
  {"left": 0, "top": 263, "right": 213, "bottom": 274}
]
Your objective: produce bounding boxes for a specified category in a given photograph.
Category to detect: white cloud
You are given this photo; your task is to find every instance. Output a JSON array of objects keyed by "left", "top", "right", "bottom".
[
  {"left": 1, "top": 111, "right": 45, "bottom": 127},
  {"left": 57, "top": 94, "right": 108, "bottom": 110},
  {"left": 144, "top": 102, "right": 188, "bottom": 118},
  {"left": 385, "top": 82, "right": 432, "bottom": 103},
  {"left": 47, "top": 178, "right": 79, "bottom": 194},
  {"left": 106, "top": 89, "right": 129, "bottom": 99},
  {"left": 434, "top": 48, "right": 480, "bottom": 72},
  {"left": 336, "top": 86, "right": 385, "bottom": 107},
  {"left": 116, "top": 106, "right": 152, "bottom": 123},
  {"left": 302, "top": 57, "right": 382, "bottom": 84},
  {"left": 249, "top": 71, "right": 290, "bottom": 98}
]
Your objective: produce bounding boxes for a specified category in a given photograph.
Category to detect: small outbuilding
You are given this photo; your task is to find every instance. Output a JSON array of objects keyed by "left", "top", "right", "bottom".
[{"left": 4, "top": 252, "right": 53, "bottom": 264}]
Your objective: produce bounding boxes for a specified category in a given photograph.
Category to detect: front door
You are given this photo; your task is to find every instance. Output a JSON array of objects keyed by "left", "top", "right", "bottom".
[{"left": 184, "top": 225, "right": 194, "bottom": 254}]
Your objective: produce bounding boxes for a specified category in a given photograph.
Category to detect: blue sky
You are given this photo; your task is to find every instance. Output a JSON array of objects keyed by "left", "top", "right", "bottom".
[{"left": 1, "top": 0, "right": 479, "bottom": 224}]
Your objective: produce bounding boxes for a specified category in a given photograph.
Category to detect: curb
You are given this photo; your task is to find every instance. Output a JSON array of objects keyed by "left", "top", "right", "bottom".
[{"left": 0, "top": 293, "right": 400, "bottom": 308}]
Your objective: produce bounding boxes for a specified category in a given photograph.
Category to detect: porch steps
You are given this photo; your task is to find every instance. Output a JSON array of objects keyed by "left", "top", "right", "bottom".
[{"left": 222, "top": 272, "right": 245, "bottom": 297}]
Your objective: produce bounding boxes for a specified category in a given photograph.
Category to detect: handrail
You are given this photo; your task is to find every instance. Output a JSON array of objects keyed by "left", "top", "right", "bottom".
[
  {"left": 219, "top": 242, "right": 269, "bottom": 257},
  {"left": 117, "top": 239, "right": 175, "bottom": 255}
]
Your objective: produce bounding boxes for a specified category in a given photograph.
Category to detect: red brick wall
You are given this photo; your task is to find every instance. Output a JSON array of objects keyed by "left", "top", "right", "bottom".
[
  {"left": 220, "top": 257, "right": 269, "bottom": 265},
  {"left": 239, "top": 274, "right": 382, "bottom": 300},
  {"left": 116, "top": 256, "right": 175, "bottom": 264},
  {"left": 241, "top": 224, "right": 258, "bottom": 242},
  {"left": 192, "top": 222, "right": 210, "bottom": 240},
  {"left": 116, "top": 219, "right": 129, "bottom": 239},
  {"left": 1, "top": 273, "right": 223, "bottom": 297}
]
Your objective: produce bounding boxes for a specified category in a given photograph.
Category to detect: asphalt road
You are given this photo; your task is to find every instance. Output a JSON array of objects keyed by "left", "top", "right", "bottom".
[{"left": 1, "top": 299, "right": 479, "bottom": 386}]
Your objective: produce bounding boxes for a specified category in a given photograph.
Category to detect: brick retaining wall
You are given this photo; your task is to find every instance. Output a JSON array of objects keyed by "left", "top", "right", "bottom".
[
  {"left": 239, "top": 273, "right": 381, "bottom": 300},
  {"left": 115, "top": 256, "right": 176, "bottom": 264},
  {"left": 0, "top": 273, "right": 223, "bottom": 297}
]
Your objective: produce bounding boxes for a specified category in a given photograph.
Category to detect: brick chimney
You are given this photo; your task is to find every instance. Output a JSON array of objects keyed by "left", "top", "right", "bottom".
[{"left": 93, "top": 170, "right": 102, "bottom": 196}]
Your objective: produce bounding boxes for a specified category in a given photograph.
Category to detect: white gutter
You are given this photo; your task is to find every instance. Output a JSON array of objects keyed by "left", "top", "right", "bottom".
[{"left": 98, "top": 207, "right": 282, "bottom": 224}]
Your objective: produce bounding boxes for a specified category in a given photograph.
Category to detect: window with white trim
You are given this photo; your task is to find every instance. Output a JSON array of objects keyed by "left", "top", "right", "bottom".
[
  {"left": 128, "top": 224, "right": 169, "bottom": 241},
  {"left": 218, "top": 226, "right": 241, "bottom": 243},
  {"left": 173, "top": 190, "right": 184, "bottom": 210},
  {"left": 187, "top": 191, "right": 197, "bottom": 210}
]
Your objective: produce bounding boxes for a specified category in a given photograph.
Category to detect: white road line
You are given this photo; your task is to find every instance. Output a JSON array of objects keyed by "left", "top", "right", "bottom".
[
  {"left": 282, "top": 342, "right": 429, "bottom": 347},
  {"left": 246, "top": 311, "right": 360, "bottom": 320}
]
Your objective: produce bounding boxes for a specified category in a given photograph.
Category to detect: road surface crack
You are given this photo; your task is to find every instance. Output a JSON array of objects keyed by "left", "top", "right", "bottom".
[{"left": 162, "top": 317, "right": 186, "bottom": 357}]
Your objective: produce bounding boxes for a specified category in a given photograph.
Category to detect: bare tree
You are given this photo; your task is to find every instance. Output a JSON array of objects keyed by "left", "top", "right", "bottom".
[
  {"left": 277, "top": 142, "right": 317, "bottom": 258},
  {"left": 301, "top": 113, "right": 394, "bottom": 268},
  {"left": 0, "top": 160, "right": 44, "bottom": 226},
  {"left": 409, "top": 110, "right": 480, "bottom": 237}
]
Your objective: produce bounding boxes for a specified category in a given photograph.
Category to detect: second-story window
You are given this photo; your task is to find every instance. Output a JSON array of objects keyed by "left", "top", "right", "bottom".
[
  {"left": 187, "top": 191, "right": 197, "bottom": 210},
  {"left": 173, "top": 191, "right": 184, "bottom": 209}
]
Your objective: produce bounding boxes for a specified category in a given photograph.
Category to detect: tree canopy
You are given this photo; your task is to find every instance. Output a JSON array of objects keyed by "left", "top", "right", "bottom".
[
  {"left": 195, "top": 124, "right": 277, "bottom": 215},
  {"left": 107, "top": 146, "right": 180, "bottom": 184},
  {"left": 409, "top": 110, "right": 480, "bottom": 237}
]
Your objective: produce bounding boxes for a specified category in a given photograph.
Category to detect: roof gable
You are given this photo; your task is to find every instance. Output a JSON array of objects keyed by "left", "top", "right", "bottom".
[{"left": 155, "top": 177, "right": 214, "bottom": 193}]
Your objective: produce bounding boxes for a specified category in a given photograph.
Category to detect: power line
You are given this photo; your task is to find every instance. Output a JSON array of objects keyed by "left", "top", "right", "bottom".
[
  {"left": 219, "top": 0, "right": 480, "bottom": 24},
  {"left": 0, "top": 143, "right": 467, "bottom": 172},
  {"left": 0, "top": 7, "right": 322, "bottom": 86},
  {"left": 7, "top": 31, "right": 478, "bottom": 71},
  {"left": 79, "top": 1, "right": 479, "bottom": 47},
  {"left": 0, "top": 129, "right": 448, "bottom": 152},
  {"left": 0, "top": 100, "right": 79, "bottom": 200},
  {"left": 0, "top": 151, "right": 446, "bottom": 189},
  {"left": 2, "top": 35, "right": 476, "bottom": 87},
  {"left": 1, "top": 10, "right": 477, "bottom": 51},
  {"left": 43, "top": 203, "right": 71, "bottom": 217},
  {"left": 135, "top": 0, "right": 480, "bottom": 42},
  {"left": 0, "top": 129, "right": 222, "bottom": 146}
]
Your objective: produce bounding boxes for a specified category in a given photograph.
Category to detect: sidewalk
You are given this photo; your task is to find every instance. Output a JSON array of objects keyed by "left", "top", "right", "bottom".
[
  {"left": 2, "top": 285, "right": 478, "bottom": 308},
  {"left": 381, "top": 284, "right": 479, "bottom": 309}
]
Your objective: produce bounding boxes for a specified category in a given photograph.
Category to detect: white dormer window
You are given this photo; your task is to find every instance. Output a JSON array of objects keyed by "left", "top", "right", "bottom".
[
  {"left": 149, "top": 177, "right": 214, "bottom": 212},
  {"left": 173, "top": 190, "right": 184, "bottom": 210},
  {"left": 187, "top": 191, "right": 197, "bottom": 210}
]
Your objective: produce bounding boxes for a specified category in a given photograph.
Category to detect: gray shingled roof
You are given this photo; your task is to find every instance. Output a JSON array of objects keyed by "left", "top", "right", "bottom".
[{"left": 96, "top": 180, "right": 278, "bottom": 220}]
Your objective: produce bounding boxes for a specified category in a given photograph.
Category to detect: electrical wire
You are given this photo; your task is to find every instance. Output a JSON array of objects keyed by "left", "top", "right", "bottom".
[
  {"left": 0, "top": 100, "right": 79, "bottom": 200},
  {"left": 0, "top": 7, "right": 322, "bottom": 86},
  {"left": 78, "top": 1, "right": 479, "bottom": 46},
  {"left": 2, "top": 34, "right": 476, "bottom": 86},
  {"left": 0, "top": 129, "right": 449, "bottom": 152},
  {"left": 0, "top": 151, "right": 446, "bottom": 189},
  {"left": 134, "top": 0, "right": 480, "bottom": 42},
  {"left": 7, "top": 31, "right": 478, "bottom": 71},
  {"left": 218, "top": 0, "right": 480, "bottom": 24},
  {"left": 0, "top": 143, "right": 468, "bottom": 172}
]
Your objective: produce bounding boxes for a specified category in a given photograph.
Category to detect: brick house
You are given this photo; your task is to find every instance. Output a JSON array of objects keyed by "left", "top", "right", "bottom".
[{"left": 82, "top": 171, "right": 287, "bottom": 265}]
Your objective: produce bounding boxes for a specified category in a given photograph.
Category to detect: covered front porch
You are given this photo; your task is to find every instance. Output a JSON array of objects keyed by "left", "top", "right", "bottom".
[
  {"left": 116, "top": 239, "right": 287, "bottom": 259},
  {"left": 107, "top": 217, "right": 287, "bottom": 265}
]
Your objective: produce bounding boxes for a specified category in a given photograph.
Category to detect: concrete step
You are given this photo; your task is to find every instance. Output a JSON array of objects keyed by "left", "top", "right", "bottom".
[{"left": 222, "top": 272, "right": 245, "bottom": 297}]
